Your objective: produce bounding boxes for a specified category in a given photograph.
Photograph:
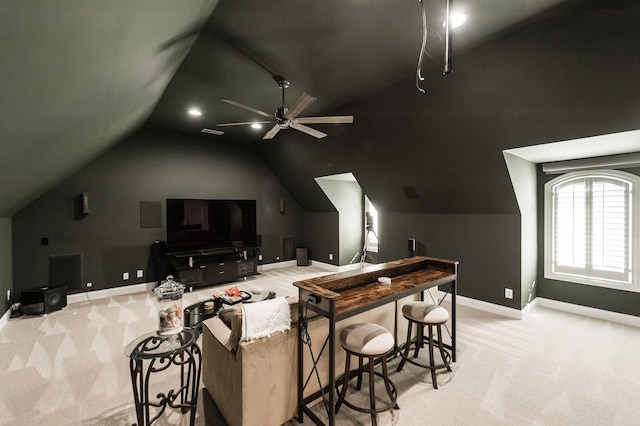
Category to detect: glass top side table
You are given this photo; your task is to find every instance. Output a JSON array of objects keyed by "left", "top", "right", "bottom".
[{"left": 125, "top": 328, "right": 202, "bottom": 426}]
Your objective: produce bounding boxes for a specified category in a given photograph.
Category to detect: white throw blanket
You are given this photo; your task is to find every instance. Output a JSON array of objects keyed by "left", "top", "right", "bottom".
[{"left": 240, "top": 297, "right": 291, "bottom": 342}]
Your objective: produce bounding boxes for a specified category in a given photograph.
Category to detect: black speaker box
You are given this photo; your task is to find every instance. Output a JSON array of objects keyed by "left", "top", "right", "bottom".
[
  {"left": 408, "top": 238, "right": 416, "bottom": 252},
  {"left": 296, "top": 247, "right": 309, "bottom": 266},
  {"left": 151, "top": 240, "right": 167, "bottom": 261},
  {"left": 21, "top": 286, "right": 67, "bottom": 315}
]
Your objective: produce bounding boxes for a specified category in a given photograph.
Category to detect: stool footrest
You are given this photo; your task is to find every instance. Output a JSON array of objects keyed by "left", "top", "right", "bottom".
[
  {"left": 396, "top": 338, "right": 452, "bottom": 371},
  {"left": 336, "top": 370, "right": 399, "bottom": 414}
]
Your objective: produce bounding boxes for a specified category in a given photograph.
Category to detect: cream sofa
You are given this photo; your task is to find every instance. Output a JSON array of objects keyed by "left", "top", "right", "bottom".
[{"left": 201, "top": 295, "right": 413, "bottom": 426}]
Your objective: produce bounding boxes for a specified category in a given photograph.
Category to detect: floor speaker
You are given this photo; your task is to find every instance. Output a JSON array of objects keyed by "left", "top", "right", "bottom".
[
  {"left": 20, "top": 286, "right": 67, "bottom": 315},
  {"left": 296, "top": 247, "right": 309, "bottom": 266}
]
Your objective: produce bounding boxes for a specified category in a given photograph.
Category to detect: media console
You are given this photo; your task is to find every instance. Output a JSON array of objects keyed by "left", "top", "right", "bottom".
[{"left": 169, "top": 247, "right": 260, "bottom": 290}]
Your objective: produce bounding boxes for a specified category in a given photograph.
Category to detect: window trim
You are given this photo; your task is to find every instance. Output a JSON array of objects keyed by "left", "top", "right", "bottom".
[{"left": 544, "top": 169, "right": 640, "bottom": 292}]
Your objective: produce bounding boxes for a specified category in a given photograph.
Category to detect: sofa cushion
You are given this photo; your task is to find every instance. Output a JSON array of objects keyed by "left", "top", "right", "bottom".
[{"left": 218, "top": 308, "right": 236, "bottom": 328}]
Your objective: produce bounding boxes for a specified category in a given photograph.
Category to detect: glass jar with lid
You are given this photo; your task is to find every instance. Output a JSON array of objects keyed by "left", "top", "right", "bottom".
[{"left": 153, "top": 275, "right": 185, "bottom": 335}]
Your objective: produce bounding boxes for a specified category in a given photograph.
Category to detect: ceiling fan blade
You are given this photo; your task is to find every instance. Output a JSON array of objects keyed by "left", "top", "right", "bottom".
[
  {"left": 201, "top": 128, "right": 224, "bottom": 135},
  {"left": 296, "top": 116, "right": 354, "bottom": 124},
  {"left": 221, "top": 99, "right": 273, "bottom": 119},
  {"left": 263, "top": 124, "right": 282, "bottom": 140},
  {"left": 217, "top": 120, "right": 273, "bottom": 127},
  {"left": 284, "top": 93, "right": 316, "bottom": 120},
  {"left": 290, "top": 122, "right": 327, "bottom": 139}
]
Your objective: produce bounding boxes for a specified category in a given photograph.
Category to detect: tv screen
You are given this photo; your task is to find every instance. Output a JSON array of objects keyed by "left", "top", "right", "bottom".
[{"left": 166, "top": 199, "right": 257, "bottom": 254}]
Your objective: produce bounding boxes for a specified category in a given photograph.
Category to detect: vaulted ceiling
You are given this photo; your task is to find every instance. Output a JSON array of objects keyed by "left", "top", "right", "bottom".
[{"left": 2, "top": 0, "right": 636, "bottom": 217}]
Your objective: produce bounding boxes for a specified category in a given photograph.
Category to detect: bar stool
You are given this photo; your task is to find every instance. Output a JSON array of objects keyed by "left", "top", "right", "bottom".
[
  {"left": 335, "top": 323, "right": 398, "bottom": 426},
  {"left": 396, "top": 302, "right": 452, "bottom": 389}
]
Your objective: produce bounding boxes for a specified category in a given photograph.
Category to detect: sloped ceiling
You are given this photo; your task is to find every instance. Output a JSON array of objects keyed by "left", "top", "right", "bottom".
[
  {"left": 147, "top": 0, "right": 571, "bottom": 137},
  {"left": 0, "top": 0, "right": 218, "bottom": 217},
  {"left": 5, "top": 0, "right": 620, "bottom": 217}
]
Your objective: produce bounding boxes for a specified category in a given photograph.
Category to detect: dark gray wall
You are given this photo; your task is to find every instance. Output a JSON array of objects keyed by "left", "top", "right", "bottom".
[
  {"left": 0, "top": 219, "right": 12, "bottom": 312},
  {"left": 304, "top": 212, "right": 339, "bottom": 266},
  {"left": 12, "top": 129, "right": 305, "bottom": 296},
  {"left": 257, "top": 4, "right": 640, "bottom": 310},
  {"left": 537, "top": 166, "right": 640, "bottom": 316},
  {"left": 380, "top": 213, "right": 522, "bottom": 309}
]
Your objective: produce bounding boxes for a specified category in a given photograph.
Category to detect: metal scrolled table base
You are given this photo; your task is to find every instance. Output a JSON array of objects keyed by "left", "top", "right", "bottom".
[{"left": 127, "top": 329, "right": 202, "bottom": 426}]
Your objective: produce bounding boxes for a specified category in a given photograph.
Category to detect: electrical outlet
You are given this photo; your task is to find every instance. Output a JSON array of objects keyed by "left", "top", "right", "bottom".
[
  {"left": 6, "top": 289, "right": 10, "bottom": 301},
  {"left": 123, "top": 272, "right": 129, "bottom": 280},
  {"left": 505, "top": 288, "right": 513, "bottom": 299},
  {"left": 329, "top": 253, "right": 333, "bottom": 261},
  {"left": 276, "top": 256, "right": 280, "bottom": 261},
  {"left": 258, "top": 254, "right": 263, "bottom": 261},
  {"left": 137, "top": 269, "right": 144, "bottom": 278},
  {"left": 86, "top": 282, "right": 92, "bottom": 288}
]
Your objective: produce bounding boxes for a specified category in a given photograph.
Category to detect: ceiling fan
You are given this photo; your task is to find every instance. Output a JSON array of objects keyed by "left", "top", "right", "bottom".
[{"left": 217, "top": 76, "right": 354, "bottom": 140}]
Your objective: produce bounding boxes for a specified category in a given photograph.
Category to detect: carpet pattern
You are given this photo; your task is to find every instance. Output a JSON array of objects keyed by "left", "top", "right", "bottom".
[{"left": 1, "top": 264, "right": 639, "bottom": 425}]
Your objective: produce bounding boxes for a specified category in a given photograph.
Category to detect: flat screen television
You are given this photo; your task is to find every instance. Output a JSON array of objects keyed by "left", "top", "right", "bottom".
[{"left": 166, "top": 199, "right": 257, "bottom": 254}]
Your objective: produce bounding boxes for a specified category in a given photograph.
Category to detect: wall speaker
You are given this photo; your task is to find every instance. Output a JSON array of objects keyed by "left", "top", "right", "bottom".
[
  {"left": 20, "top": 286, "right": 67, "bottom": 315},
  {"left": 81, "top": 192, "right": 91, "bottom": 214},
  {"left": 74, "top": 192, "right": 91, "bottom": 219},
  {"left": 402, "top": 186, "right": 419, "bottom": 199},
  {"left": 408, "top": 238, "right": 416, "bottom": 253},
  {"left": 140, "top": 201, "right": 162, "bottom": 228},
  {"left": 50, "top": 253, "right": 83, "bottom": 291},
  {"left": 281, "top": 236, "right": 295, "bottom": 260}
]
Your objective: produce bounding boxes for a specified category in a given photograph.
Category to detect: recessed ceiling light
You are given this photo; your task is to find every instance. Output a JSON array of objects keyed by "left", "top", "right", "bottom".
[
  {"left": 443, "top": 13, "right": 467, "bottom": 29},
  {"left": 251, "top": 123, "right": 263, "bottom": 129},
  {"left": 188, "top": 108, "right": 202, "bottom": 117}
]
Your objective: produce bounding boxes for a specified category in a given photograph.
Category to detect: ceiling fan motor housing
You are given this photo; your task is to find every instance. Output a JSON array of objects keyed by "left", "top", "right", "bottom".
[{"left": 276, "top": 106, "right": 288, "bottom": 119}]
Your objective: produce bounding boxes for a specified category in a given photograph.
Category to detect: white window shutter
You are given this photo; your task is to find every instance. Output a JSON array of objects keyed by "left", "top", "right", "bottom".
[{"left": 546, "top": 171, "right": 636, "bottom": 289}]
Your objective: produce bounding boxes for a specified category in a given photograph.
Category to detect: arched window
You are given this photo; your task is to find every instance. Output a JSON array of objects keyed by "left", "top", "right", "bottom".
[{"left": 544, "top": 170, "right": 640, "bottom": 291}]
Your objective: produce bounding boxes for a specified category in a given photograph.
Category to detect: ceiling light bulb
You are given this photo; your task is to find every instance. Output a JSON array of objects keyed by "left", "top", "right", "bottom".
[
  {"left": 188, "top": 108, "right": 202, "bottom": 117},
  {"left": 443, "top": 13, "right": 467, "bottom": 29},
  {"left": 251, "top": 123, "right": 262, "bottom": 129}
]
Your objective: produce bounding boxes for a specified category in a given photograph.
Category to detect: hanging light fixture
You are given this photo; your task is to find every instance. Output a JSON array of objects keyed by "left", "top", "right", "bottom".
[
  {"left": 416, "top": 0, "right": 456, "bottom": 93},
  {"left": 443, "top": 0, "right": 453, "bottom": 75}
]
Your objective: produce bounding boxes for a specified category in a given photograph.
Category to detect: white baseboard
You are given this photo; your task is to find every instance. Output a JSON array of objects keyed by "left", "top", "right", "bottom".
[
  {"left": 305, "top": 260, "right": 373, "bottom": 273},
  {"left": 536, "top": 297, "right": 640, "bottom": 328},
  {"left": 258, "top": 260, "right": 298, "bottom": 272},
  {"left": 0, "top": 308, "right": 9, "bottom": 332},
  {"left": 452, "top": 293, "right": 525, "bottom": 320},
  {"left": 67, "top": 282, "right": 153, "bottom": 304},
  {"left": 452, "top": 294, "right": 639, "bottom": 327},
  {"left": 258, "top": 260, "right": 364, "bottom": 273}
]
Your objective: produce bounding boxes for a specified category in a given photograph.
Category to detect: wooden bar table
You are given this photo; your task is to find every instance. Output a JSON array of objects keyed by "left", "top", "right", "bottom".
[{"left": 294, "top": 256, "right": 458, "bottom": 426}]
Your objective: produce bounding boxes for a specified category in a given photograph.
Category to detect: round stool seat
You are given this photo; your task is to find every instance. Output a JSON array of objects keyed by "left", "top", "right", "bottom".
[
  {"left": 402, "top": 302, "right": 449, "bottom": 325},
  {"left": 340, "top": 323, "right": 395, "bottom": 356},
  {"left": 336, "top": 323, "right": 398, "bottom": 425}
]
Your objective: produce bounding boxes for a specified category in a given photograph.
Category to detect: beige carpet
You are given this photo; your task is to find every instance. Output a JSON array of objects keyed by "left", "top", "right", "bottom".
[{"left": 1, "top": 264, "right": 639, "bottom": 425}]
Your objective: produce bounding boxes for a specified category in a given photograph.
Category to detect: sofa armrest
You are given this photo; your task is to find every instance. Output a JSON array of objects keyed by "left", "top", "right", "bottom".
[{"left": 202, "top": 316, "right": 298, "bottom": 426}]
